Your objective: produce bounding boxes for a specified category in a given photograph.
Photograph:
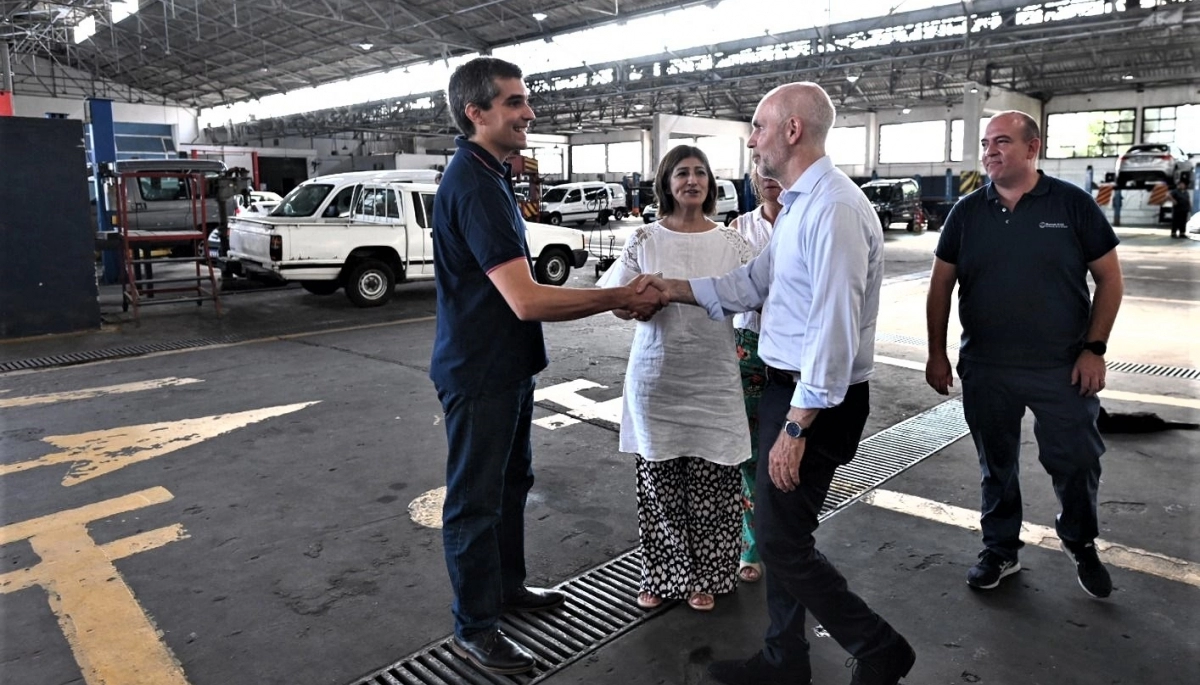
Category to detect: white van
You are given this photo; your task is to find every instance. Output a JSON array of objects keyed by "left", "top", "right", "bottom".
[
  {"left": 539, "top": 181, "right": 628, "bottom": 225},
  {"left": 713, "top": 179, "right": 740, "bottom": 225}
]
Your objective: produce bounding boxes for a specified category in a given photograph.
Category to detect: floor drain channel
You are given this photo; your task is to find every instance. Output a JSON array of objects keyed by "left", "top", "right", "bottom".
[
  {"left": 350, "top": 553, "right": 661, "bottom": 685},
  {"left": 348, "top": 399, "right": 971, "bottom": 685},
  {"left": 822, "top": 398, "right": 968, "bottom": 516}
]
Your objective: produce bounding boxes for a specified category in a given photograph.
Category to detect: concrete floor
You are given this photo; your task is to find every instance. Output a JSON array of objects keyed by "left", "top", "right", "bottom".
[{"left": 1, "top": 223, "right": 1197, "bottom": 685}]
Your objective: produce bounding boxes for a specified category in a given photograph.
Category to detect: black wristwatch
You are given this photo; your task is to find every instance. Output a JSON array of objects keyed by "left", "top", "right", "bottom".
[
  {"left": 1082, "top": 340, "right": 1108, "bottom": 356},
  {"left": 783, "top": 420, "right": 808, "bottom": 439}
]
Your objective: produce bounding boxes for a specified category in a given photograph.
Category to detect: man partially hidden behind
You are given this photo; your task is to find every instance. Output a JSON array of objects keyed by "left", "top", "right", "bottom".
[
  {"left": 925, "top": 111, "right": 1125, "bottom": 598},
  {"left": 430, "top": 57, "right": 666, "bottom": 675}
]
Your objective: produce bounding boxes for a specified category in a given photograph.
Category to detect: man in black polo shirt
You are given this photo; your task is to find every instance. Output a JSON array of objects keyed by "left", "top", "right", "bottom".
[
  {"left": 431, "top": 57, "right": 667, "bottom": 675},
  {"left": 925, "top": 110, "right": 1124, "bottom": 599}
]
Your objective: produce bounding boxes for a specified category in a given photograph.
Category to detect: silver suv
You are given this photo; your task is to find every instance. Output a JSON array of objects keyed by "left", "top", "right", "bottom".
[{"left": 1115, "top": 143, "right": 1192, "bottom": 188}]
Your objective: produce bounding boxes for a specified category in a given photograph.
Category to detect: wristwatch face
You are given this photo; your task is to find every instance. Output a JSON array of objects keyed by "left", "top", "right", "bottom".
[
  {"left": 1084, "top": 341, "right": 1107, "bottom": 355},
  {"left": 784, "top": 420, "right": 804, "bottom": 439}
]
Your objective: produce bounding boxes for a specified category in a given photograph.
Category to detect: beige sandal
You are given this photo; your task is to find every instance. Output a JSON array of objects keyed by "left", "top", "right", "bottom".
[
  {"left": 739, "top": 561, "right": 763, "bottom": 583},
  {"left": 687, "top": 592, "right": 715, "bottom": 612},
  {"left": 636, "top": 591, "right": 662, "bottom": 609}
]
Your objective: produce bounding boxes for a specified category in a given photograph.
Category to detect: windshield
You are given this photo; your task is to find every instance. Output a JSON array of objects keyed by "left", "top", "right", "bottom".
[
  {"left": 860, "top": 185, "right": 895, "bottom": 202},
  {"left": 271, "top": 184, "right": 333, "bottom": 217},
  {"left": 542, "top": 187, "right": 569, "bottom": 203}
]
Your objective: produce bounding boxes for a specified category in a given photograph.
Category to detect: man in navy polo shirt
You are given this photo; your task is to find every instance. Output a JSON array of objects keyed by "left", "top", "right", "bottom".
[
  {"left": 431, "top": 57, "right": 667, "bottom": 675},
  {"left": 925, "top": 110, "right": 1124, "bottom": 599}
]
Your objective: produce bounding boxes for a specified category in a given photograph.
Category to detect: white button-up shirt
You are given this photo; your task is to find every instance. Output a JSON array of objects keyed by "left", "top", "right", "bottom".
[
  {"left": 690, "top": 156, "right": 884, "bottom": 409},
  {"left": 730, "top": 206, "right": 775, "bottom": 333}
]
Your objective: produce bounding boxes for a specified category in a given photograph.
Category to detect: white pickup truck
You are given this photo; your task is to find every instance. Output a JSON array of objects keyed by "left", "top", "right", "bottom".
[{"left": 225, "top": 181, "right": 590, "bottom": 307}]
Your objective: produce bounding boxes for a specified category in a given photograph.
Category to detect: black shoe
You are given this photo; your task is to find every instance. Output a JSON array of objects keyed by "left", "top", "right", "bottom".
[
  {"left": 450, "top": 628, "right": 535, "bottom": 674},
  {"left": 708, "top": 651, "right": 811, "bottom": 685},
  {"left": 848, "top": 637, "right": 916, "bottom": 685},
  {"left": 502, "top": 587, "right": 566, "bottom": 612},
  {"left": 1061, "top": 541, "right": 1112, "bottom": 598},
  {"left": 966, "top": 549, "right": 1021, "bottom": 590}
]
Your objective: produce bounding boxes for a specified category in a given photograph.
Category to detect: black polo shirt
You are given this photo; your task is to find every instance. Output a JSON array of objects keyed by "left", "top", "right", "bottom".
[
  {"left": 935, "top": 172, "right": 1119, "bottom": 368},
  {"left": 429, "top": 137, "right": 547, "bottom": 395}
]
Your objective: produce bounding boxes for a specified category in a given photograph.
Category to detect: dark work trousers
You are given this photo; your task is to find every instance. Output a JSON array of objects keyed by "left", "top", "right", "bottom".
[
  {"left": 958, "top": 361, "right": 1105, "bottom": 560},
  {"left": 437, "top": 376, "right": 536, "bottom": 639},
  {"left": 756, "top": 370, "right": 903, "bottom": 674}
]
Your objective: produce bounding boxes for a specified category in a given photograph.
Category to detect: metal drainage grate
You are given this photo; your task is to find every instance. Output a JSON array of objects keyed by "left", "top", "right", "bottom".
[
  {"left": 873, "top": 334, "right": 1199, "bottom": 381},
  {"left": 822, "top": 398, "right": 967, "bottom": 516},
  {"left": 349, "top": 399, "right": 971, "bottom": 685},
  {"left": 874, "top": 332, "right": 959, "bottom": 351},
  {"left": 350, "top": 552, "right": 662, "bottom": 685},
  {"left": 0, "top": 335, "right": 248, "bottom": 373},
  {"left": 1106, "top": 360, "right": 1200, "bottom": 380}
]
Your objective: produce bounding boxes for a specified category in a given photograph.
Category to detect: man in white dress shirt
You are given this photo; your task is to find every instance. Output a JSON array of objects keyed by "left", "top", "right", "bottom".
[{"left": 641, "top": 82, "right": 915, "bottom": 685}]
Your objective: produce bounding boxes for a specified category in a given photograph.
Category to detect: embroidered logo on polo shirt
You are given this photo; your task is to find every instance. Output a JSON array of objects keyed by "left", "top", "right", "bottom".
[{"left": 1039, "top": 221, "right": 1069, "bottom": 229}]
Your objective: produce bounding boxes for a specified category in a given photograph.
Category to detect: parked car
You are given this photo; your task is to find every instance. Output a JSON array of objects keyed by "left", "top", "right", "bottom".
[
  {"left": 224, "top": 181, "right": 589, "bottom": 305},
  {"left": 107, "top": 159, "right": 237, "bottom": 233},
  {"left": 1115, "top": 143, "right": 1193, "bottom": 188},
  {"left": 860, "top": 178, "right": 927, "bottom": 233},
  {"left": 235, "top": 190, "right": 283, "bottom": 216}
]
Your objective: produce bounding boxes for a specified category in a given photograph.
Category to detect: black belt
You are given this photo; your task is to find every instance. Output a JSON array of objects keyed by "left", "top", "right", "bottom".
[{"left": 765, "top": 366, "right": 799, "bottom": 387}]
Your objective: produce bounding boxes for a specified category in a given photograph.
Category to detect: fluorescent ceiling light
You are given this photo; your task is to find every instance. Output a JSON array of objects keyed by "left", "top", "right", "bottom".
[
  {"left": 901, "top": 107, "right": 912, "bottom": 114},
  {"left": 846, "top": 74, "right": 860, "bottom": 83},
  {"left": 357, "top": 43, "right": 374, "bottom": 51},
  {"left": 1121, "top": 73, "right": 1134, "bottom": 80},
  {"left": 532, "top": 12, "right": 548, "bottom": 22}
]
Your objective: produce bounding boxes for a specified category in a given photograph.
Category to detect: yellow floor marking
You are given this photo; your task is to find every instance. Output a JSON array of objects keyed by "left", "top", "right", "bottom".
[
  {"left": 0, "top": 402, "right": 318, "bottom": 486},
  {"left": 875, "top": 356, "right": 1199, "bottom": 410},
  {"left": 0, "top": 377, "right": 203, "bottom": 409},
  {"left": 409, "top": 486, "right": 446, "bottom": 529},
  {"left": 861, "top": 489, "right": 1200, "bottom": 588},
  {"left": 0, "top": 487, "right": 192, "bottom": 685}
]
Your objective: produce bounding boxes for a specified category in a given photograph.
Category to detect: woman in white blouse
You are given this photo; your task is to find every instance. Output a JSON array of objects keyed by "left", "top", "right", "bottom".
[
  {"left": 598, "top": 145, "right": 752, "bottom": 612},
  {"left": 728, "top": 169, "right": 783, "bottom": 585}
]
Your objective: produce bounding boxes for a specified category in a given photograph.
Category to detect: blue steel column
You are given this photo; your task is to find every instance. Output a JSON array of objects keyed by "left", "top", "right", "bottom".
[
  {"left": 88, "top": 98, "right": 120, "bottom": 283},
  {"left": 944, "top": 168, "right": 953, "bottom": 201},
  {"left": 1085, "top": 165, "right": 1094, "bottom": 194}
]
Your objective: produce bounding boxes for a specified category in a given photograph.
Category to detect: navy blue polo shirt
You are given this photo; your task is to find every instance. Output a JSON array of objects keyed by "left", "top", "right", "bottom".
[
  {"left": 429, "top": 137, "right": 547, "bottom": 395},
  {"left": 935, "top": 172, "right": 1119, "bottom": 368}
]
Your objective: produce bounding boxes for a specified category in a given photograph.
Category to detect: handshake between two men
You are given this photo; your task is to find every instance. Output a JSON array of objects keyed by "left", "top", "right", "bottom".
[{"left": 612, "top": 273, "right": 694, "bottom": 322}]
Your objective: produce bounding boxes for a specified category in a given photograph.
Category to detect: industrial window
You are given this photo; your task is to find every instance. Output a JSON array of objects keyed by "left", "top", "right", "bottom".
[
  {"left": 1045, "top": 109, "right": 1135, "bottom": 158},
  {"left": 532, "top": 147, "right": 565, "bottom": 179},
  {"left": 607, "top": 141, "right": 642, "bottom": 173},
  {"left": 572, "top": 144, "right": 607, "bottom": 174},
  {"left": 879, "top": 121, "right": 946, "bottom": 164},
  {"left": 1143, "top": 104, "right": 1200, "bottom": 153},
  {"left": 827, "top": 126, "right": 866, "bottom": 166},
  {"left": 949, "top": 118, "right": 993, "bottom": 162}
]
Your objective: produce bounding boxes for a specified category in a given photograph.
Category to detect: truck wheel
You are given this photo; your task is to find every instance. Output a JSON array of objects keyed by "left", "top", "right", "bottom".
[
  {"left": 879, "top": 213, "right": 892, "bottom": 230},
  {"left": 548, "top": 213, "right": 563, "bottom": 226},
  {"left": 535, "top": 249, "right": 571, "bottom": 286},
  {"left": 345, "top": 259, "right": 395, "bottom": 307},
  {"left": 613, "top": 208, "right": 627, "bottom": 220},
  {"left": 301, "top": 281, "right": 340, "bottom": 296},
  {"left": 906, "top": 217, "right": 926, "bottom": 234}
]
